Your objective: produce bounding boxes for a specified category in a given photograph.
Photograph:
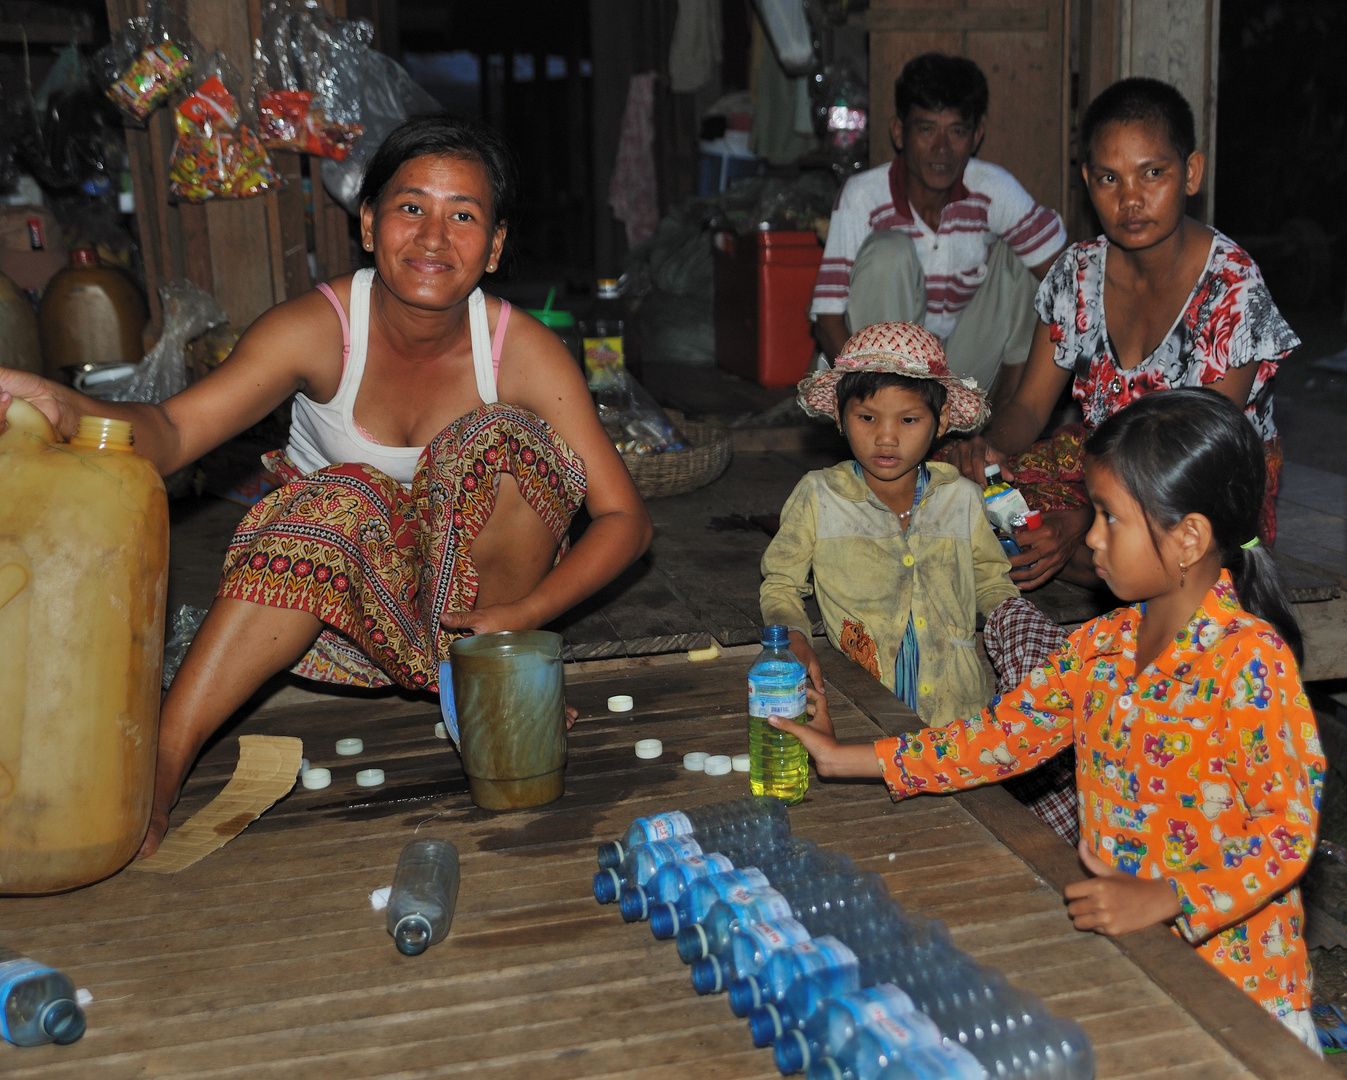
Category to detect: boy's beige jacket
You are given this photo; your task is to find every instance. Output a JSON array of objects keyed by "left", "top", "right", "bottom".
[{"left": 760, "top": 461, "right": 1018, "bottom": 727}]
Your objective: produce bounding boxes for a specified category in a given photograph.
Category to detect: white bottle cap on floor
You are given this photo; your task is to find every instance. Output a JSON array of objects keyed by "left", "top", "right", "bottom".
[
  {"left": 301, "top": 768, "right": 332, "bottom": 790},
  {"left": 703, "top": 755, "right": 732, "bottom": 776},
  {"left": 635, "top": 738, "right": 663, "bottom": 759},
  {"left": 683, "top": 752, "right": 709, "bottom": 771},
  {"left": 607, "top": 694, "right": 634, "bottom": 712},
  {"left": 732, "top": 754, "right": 751, "bottom": 772},
  {"left": 356, "top": 768, "right": 385, "bottom": 787},
  {"left": 298, "top": 757, "right": 311, "bottom": 777},
  {"left": 335, "top": 738, "right": 363, "bottom": 756},
  {"left": 434, "top": 722, "right": 448, "bottom": 740}
]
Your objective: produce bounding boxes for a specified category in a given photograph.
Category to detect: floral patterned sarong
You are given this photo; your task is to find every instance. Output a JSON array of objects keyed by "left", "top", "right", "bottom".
[{"left": 218, "top": 403, "right": 587, "bottom": 691}]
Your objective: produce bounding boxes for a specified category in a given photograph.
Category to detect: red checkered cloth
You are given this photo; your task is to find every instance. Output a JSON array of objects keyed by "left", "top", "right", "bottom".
[{"left": 983, "top": 597, "right": 1079, "bottom": 845}]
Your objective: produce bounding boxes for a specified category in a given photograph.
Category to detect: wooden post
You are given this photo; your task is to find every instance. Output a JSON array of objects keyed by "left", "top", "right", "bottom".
[{"left": 865, "top": 0, "right": 1074, "bottom": 219}]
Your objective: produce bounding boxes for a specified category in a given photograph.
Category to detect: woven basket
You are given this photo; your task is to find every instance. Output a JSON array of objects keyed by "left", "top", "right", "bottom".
[{"left": 621, "top": 421, "right": 733, "bottom": 499}]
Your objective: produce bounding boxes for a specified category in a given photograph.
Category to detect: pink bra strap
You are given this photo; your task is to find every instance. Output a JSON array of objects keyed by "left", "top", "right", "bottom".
[
  {"left": 316, "top": 282, "right": 351, "bottom": 370},
  {"left": 492, "top": 300, "right": 511, "bottom": 380}
]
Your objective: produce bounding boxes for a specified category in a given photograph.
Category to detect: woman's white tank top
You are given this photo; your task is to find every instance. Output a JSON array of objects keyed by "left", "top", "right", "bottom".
[{"left": 285, "top": 268, "right": 500, "bottom": 487}]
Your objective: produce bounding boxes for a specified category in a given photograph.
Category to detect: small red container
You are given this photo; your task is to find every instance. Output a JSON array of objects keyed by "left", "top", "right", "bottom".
[{"left": 714, "top": 230, "right": 823, "bottom": 388}]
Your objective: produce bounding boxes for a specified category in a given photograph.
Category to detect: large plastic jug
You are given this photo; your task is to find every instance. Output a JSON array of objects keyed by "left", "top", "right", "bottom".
[
  {"left": 0, "top": 398, "right": 168, "bottom": 893},
  {"left": 37, "top": 249, "right": 148, "bottom": 382},
  {"left": 0, "top": 270, "right": 41, "bottom": 375}
]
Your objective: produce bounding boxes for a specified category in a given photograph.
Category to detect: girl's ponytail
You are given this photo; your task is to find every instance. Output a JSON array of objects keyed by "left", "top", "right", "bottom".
[
  {"left": 1233, "top": 540, "right": 1303, "bottom": 665},
  {"left": 1086, "top": 389, "right": 1302, "bottom": 664}
]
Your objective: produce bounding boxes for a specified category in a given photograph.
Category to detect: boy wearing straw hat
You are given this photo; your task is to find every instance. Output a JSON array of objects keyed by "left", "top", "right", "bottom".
[{"left": 761, "top": 321, "right": 1068, "bottom": 737}]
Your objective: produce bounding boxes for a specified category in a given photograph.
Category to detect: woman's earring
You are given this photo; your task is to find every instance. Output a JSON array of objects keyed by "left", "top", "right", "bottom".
[
  {"left": 364, "top": 241, "right": 372, "bottom": 250},
  {"left": 1178, "top": 561, "right": 1187, "bottom": 588},
  {"left": 488, "top": 263, "right": 495, "bottom": 272}
]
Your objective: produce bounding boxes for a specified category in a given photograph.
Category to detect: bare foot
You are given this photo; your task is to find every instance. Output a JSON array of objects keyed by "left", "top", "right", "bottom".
[
  {"left": 135, "top": 805, "right": 170, "bottom": 861},
  {"left": 565, "top": 705, "right": 579, "bottom": 730}
]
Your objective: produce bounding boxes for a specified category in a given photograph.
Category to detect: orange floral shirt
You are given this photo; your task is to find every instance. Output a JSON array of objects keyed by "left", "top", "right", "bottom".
[{"left": 874, "top": 572, "right": 1324, "bottom": 1016}]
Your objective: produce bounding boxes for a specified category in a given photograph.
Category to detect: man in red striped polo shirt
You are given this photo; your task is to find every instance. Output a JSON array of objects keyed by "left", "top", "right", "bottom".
[{"left": 811, "top": 54, "right": 1066, "bottom": 407}]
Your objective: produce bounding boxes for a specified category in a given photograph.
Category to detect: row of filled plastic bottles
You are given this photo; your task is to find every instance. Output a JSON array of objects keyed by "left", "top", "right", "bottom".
[{"left": 592, "top": 796, "right": 1094, "bottom": 1080}]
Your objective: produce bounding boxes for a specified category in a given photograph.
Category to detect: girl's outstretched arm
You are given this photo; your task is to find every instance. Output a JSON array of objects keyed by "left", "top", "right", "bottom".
[{"left": 768, "top": 693, "right": 882, "bottom": 778}]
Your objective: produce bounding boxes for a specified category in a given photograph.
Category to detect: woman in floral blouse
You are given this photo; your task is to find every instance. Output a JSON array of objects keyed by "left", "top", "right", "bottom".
[
  {"left": 783, "top": 391, "right": 1324, "bottom": 1052},
  {"left": 949, "top": 78, "right": 1298, "bottom": 591}
]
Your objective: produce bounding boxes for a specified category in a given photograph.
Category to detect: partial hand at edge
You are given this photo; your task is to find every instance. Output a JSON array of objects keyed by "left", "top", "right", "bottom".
[
  {"left": 947, "top": 433, "right": 1012, "bottom": 486},
  {"left": 789, "top": 630, "right": 825, "bottom": 694},
  {"left": 440, "top": 600, "right": 540, "bottom": 637},
  {"left": 0, "top": 371, "right": 80, "bottom": 440},
  {"left": 1064, "top": 839, "right": 1184, "bottom": 936},
  {"left": 1008, "top": 506, "right": 1093, "bottom": 591}
]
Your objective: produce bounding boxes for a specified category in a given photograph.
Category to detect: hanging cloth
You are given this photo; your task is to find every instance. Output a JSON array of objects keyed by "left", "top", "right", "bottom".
[
  {"left": 669, "top": 0, "right": 723, "bottom": 93},
  {"left": 608, "top": 72, "right": 660, "bottom": 249}
]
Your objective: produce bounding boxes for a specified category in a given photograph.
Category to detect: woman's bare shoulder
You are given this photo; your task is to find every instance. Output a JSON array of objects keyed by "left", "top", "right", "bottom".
[{"left": 224, "top": 277, "right": 354, "bottom": 394}]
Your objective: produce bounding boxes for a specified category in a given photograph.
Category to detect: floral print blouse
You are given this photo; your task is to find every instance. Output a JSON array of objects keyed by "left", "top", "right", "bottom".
[
  {"left": 874, "top": 571, "right": 1324, "bottom": 1016},
  {"left": 1035, "top": 232, "right": 1299, "bottom": 442}
]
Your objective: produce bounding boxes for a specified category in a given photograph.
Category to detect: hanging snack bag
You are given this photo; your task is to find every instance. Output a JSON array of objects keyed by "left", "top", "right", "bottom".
[
  {"left": 168, "top": 53, "right": 281, "bottom": 202},
  {"left": 252, "top": 0, "right": 366, "bottom": 159},
  {"left": 95, "top": 0, "right": 194, "bottom": 122}
]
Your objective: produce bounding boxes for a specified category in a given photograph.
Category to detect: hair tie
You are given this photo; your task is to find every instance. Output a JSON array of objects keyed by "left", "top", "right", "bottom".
[{"left": 1240, "top": 537, "right": 1260, "bottom": 551}]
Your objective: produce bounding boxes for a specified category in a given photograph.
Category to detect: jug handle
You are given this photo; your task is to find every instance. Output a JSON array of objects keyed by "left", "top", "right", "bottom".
[
  {"left": 438, "top": 659, "right": 460, "bottom": 745},
  {"left": 1, "top": 397, "right": 56, "bottom": 443}
]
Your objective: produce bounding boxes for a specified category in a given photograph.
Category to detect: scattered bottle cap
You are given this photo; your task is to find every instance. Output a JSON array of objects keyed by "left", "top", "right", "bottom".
[
  {"left": 335, "top": 738, "right": 363, "bottom": 756},
  {"left": 607, "top": 694, "right": 634, "bottom": 712},
  {"left": 984, "top": 464, "right": 1000, "bottom": 479},
  {"left": 433, "top": 721, "right": 448, "bottom": 740},
  {"left": 634, "top": 738, "right": 663, "bottom": 759},
  {"left": 683, "top": 752, "right": 709, "bottom": 771},
  {"left": 731, "top": 754, "right": 751, "bottom": 772},
  {"left": 703, "top": 755, "right": 732, "bottom": 776},
  {"left": 298, "top": 757, "right": 310, "bottom": 777},
  {"left": 369, "top": 885, "right": 392, "bottom": 911},
  {"left": 356, "top": 768, "right": 385, "bottom": 787},
  {"left": 75, "top": 988, "right": 93, "bottom": 1006},
  {"left": 301, "top": 768, "right": 332, "bottom": 790},
  {"left": 1017, "top": 509, "right": 1043, "bottom": 530}
]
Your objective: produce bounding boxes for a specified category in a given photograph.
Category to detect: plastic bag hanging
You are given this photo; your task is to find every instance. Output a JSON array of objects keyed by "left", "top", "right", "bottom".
[
  {"left": 253, "top": 0, "right": 368, "bottom": 159},
  {"left": 168, "top": 51, "right": 282, "bottom": 202},
  {"left": 94, "top": 0, "right": 196, "bottom": 122},
  {"left": 103, "top": 280, "right": 227, "bottom": 404}
]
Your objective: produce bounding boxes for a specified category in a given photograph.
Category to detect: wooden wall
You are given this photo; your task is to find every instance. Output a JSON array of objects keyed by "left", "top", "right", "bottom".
[
  {"left": 106, "top": 0, "right": 361, "bottom": 333},
  {"left": 866, "top": 0, "right": 1073, "bottom": 220}
]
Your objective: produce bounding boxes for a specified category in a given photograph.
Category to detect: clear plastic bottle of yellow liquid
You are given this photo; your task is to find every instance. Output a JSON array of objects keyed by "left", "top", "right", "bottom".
[
  {"left": 0, "top": 398, "right": 168, "bottom": 893},
  {"left": 747, "top": 624, "right": 810, "bottom": 805}
]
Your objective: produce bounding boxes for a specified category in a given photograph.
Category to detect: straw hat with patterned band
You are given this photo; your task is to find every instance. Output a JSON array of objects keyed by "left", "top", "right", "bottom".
[{"left": 797, "top": 321, "right": 990, "bottom": 433}]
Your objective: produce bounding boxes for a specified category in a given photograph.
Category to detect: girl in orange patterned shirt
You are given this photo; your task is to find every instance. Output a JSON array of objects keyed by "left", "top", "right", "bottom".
[{"left": 775, "top": 389, "right": 1325, "bottom": 1051}]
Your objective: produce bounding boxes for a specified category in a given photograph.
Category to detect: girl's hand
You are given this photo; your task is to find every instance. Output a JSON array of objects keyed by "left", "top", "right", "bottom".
[
  {"left": 789, "top": 630, "right": 824, "bottom": 694},
  {"left": 1064, "top": 840, "right": 1183, "bottom": 935},
  {"left": 767, "top": 695, "right": 882, "bottom": 779}
]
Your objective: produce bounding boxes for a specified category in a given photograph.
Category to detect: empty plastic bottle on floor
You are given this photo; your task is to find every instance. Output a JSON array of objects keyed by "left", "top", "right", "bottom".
[
  {"left": 675, "top": 885, "right": 794, "bottom": 963},
  {"left": 597, "top": 795, "right": 790, "bottom": 869},
  {"left": 806, "top": 1014, "right": 985, "bottom": 1080},
  {"left": 0, "top": 946, "right": 86, "bottom": 1046},
  {"left": 593, "top": 836, "right": 703, "bottom": 903},
  {"left": 983, "top": 1016, "right": 1094, "bottom": 1080},
  {"left": 748, "top": 625, "right": 811, "bottom": 804},
  {"left": 775, "top": 983, "right": 938, "bottom": 1075},
  {"left": 620, "top": 852, "right": 734, "bottom": 922},
  {"left": 387, "top": 837, "right": 461, "bottom": 956},
  {"left": 691, "top": 916, "right": 812, "bottom": 995}
]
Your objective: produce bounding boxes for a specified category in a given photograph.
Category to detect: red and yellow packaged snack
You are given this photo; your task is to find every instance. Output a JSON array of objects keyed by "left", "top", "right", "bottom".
[
  {"left": 257, "top": 89, "right": 361, "bottom": 160},
  {"left": 169, "top": 70, "right": 281, "bottom": 202},
  {"left": 106, "top": 40, "right": 193, "bottom": 121}
]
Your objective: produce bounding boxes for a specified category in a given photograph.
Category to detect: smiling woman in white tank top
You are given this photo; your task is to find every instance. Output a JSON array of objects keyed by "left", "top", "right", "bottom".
[{"left": 0, "top": 115, "right": 653, "bottom": 861}]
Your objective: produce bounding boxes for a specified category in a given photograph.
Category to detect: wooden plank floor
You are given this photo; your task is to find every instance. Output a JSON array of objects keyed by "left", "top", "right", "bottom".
[{"left": 0, "top": 652, "right": 1329, "bottom": 1078}]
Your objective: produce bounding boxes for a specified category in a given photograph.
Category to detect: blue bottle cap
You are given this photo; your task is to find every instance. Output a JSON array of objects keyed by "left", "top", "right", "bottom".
[
  {"left": 596, "top": 840, "right": 624, "bottom": 869},
  {"left": 592, "top": 868, "right": 621, "bottom": 904},
  {"left": 727, "top": 974, "right": 763, "bottom": 1017},
  {"left": 748, "top": 1002, "right": 787, "bottom": 1047},
  {"left": 41, "top": 998, "right": 86, "bottom": 1045},
  {"left": 761, "top": 624, "right": 790, "bottom": 646},
  {"left": 618, "top": 885, "right": 649, "bottom": 922},
  {"left": 649, "top": 902, "right": 680, "bottom": 940},
  {"left": 676, "top": 922, "right": 710, "bottom": 963},
  {"left": 774, "top": 1028, "right": 810, "bottom": 1075},
  {"left": 690, "top": 955, "right": 727, "bottom": 995}
]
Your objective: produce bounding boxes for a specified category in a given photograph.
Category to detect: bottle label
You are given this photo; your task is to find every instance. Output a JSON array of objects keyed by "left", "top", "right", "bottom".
[
  {"left": 744, "top": 918, "right": 810, "bottom": 953},
  {"left": 678, "top": 853, "right": 732, "bottom": 879},
  {"left": 583, "top": 336, "right": 624, "bottom": 385},
  {"left": 0, "top": 958, "right": 53, "bottom": 1043},
  {"left": 748, "top": 673, "right": 807, "bottom": 720},
  {"left": 710, "top": 869, "right": 766, "bottom": 898},
  {"left": 790, "top": 936, "right": 857, "bottom": 977},
  {"left": 846, "top": 984, "right": 914, "bottom": 1026},
  {"left": 648, "top": 837, "right": 702, "bottom": 863},
  {"left": 639, "top": 811, "right": 692, "bottom": 843},
  {"left": 733, "top": 890, "right": 791, "bottom": 923}
]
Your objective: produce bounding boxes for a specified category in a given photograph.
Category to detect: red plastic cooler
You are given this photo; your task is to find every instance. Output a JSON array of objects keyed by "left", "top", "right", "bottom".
[{"left": 713, "top": 229, "right": 823, "bottom": 388}]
